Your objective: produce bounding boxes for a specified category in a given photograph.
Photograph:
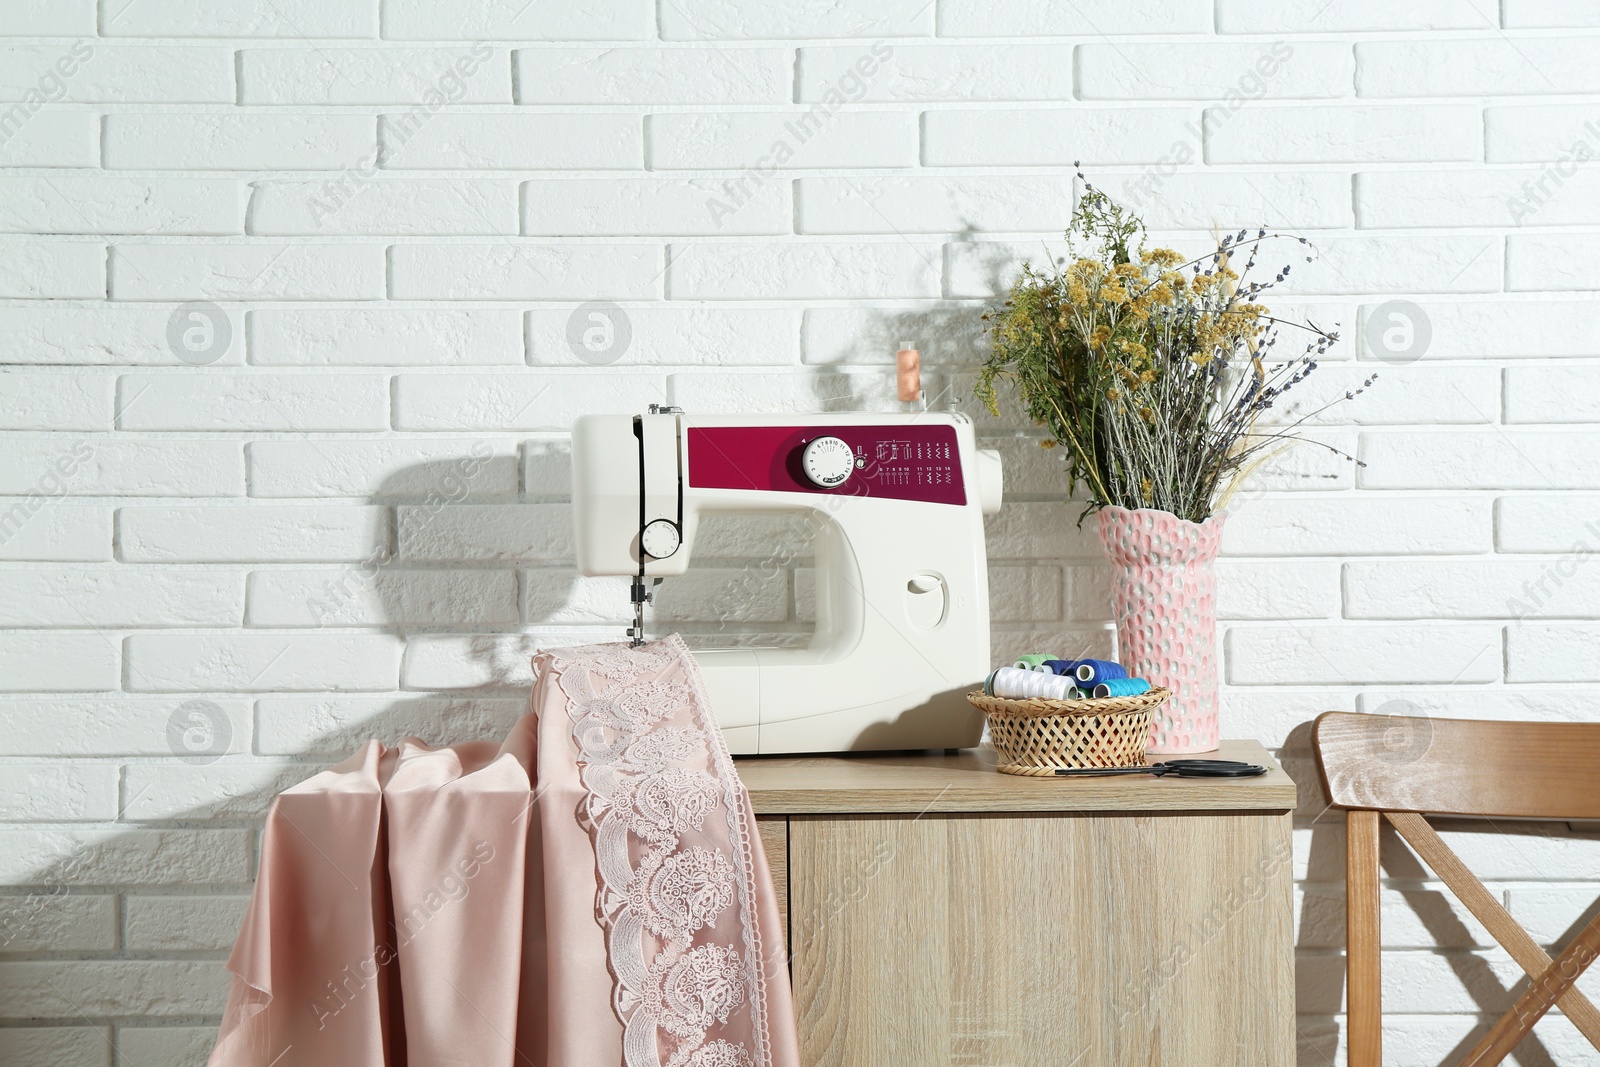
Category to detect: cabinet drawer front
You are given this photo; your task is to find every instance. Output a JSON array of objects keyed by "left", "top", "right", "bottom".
[{"left": 787, "top": 811, "right": 1294, "bottom": 1067}]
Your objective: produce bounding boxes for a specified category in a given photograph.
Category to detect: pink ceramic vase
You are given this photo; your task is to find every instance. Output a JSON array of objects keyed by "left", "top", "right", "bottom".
[{"left": 1095, "top": 505, "right": 1226, "bottom": 754}]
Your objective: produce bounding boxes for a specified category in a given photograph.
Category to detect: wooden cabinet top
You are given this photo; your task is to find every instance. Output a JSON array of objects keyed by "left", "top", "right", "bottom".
[{"left": 735, "top": 739, "right": 1296, "bottom": 815}]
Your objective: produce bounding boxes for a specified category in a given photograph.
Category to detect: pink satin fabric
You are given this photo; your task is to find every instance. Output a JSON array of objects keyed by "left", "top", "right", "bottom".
[{"left": 208, "top": 635, "right": 799, "bottom": 1067}]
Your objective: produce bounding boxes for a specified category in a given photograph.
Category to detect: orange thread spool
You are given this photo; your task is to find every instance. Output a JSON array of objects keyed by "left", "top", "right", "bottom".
[{"left": 896, "top": 341, "right": 920, "bottom": 402}]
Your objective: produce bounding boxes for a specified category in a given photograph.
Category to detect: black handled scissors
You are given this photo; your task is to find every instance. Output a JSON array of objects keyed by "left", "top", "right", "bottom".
[{"left": 1054, "top": 759, "right": 1268, "bottom": 779}]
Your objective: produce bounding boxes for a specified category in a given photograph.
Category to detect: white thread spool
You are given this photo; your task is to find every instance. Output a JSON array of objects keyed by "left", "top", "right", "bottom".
[{"left": 990, "top": 667, "right": 1082, "bottom": 701}]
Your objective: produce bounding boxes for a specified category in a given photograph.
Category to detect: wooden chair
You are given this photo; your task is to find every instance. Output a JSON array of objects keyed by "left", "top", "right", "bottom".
[{"left": 1313, "top": 711, "right": 1600, "bottom": 1066}]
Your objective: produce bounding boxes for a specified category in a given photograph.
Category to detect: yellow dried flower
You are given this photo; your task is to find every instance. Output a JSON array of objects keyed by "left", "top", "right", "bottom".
[{"left": 1069, "top": 258, "right": 1103, "bottom": 285}]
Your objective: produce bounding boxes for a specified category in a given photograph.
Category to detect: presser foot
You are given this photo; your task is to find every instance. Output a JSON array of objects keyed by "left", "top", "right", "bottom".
[{"left": 628, "top": 576, "right": 652, "bottom": 647}]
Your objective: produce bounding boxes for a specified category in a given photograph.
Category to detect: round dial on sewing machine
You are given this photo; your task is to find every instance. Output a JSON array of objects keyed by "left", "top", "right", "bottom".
[
  {"left": 801, "top": 436, "right": 855, "bottom": 488},
  {"left": 640, "top": 518, "right": 680, "bottom": 559}
]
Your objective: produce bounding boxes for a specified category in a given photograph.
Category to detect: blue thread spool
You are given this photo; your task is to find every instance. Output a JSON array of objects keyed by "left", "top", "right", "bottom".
[
  {"left": 1075, "top": 659, "right": 1128, "bottom": 687},
  {"left": 1043, "top": 659, "right": 1081, "bottom": 676},
  {"left": 1093, "top": 677, "right": 1151, "bottom": 698}
]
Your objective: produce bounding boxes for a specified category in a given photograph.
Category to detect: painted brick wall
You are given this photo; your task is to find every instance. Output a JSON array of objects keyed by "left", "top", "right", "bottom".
[{"left": 3, "top": 1, "right": 1600, "bottom": 1063}]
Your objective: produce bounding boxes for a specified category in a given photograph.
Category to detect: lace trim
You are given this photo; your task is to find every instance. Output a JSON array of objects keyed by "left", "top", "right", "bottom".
[{"left": 546, "top": 634, "right": 770, "bottom": 1067}]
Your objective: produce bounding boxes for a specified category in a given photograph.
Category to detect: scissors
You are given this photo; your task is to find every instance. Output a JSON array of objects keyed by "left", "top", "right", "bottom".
[{"left": 1053, "top": 759, "right": 1268, "bottom": 779}]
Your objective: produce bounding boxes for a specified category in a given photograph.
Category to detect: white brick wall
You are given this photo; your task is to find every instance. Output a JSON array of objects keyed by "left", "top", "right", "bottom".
[{"left": 4, "top": 6, "right": 1600, "bottom": 1066}]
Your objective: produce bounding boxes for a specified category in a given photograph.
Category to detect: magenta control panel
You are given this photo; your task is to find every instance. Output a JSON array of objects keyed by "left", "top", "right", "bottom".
[{"left": 686, "top": 424, "right": 966, "bottom": 506}]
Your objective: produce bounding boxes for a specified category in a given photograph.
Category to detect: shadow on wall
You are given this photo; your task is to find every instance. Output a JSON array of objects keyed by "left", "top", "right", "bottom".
[
  {"left": 815, "top": 227, "right": 1016, "bottom": 412},
  {"left": 0, "top": 445, "right": 823, "bottom": 1065},
  {"left": 0, "top": 455, "right": 553, "bottom": 1063}
]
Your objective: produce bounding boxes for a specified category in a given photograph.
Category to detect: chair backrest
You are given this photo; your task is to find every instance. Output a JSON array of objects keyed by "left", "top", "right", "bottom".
[
  {"left": 1312, "top": 711, "right": 1600, "bottom": 1067},
  {"left": 1314, "top": 711, "right": 1600, "bottom": 820}
]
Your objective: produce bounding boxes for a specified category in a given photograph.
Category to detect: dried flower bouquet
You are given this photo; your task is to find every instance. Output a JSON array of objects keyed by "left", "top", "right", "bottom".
[{"left": 976, "top": 173, "right": 1372, "bottom": 523}]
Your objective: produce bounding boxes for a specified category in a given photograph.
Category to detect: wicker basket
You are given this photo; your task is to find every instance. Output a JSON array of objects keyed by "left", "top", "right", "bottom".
[{"left": 967, "top": 687, "right": 1171, "bottom": 777}]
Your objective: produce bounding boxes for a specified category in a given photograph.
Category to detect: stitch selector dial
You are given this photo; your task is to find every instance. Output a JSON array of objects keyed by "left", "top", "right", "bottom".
[
  {"left": 801, "top": 436, "right": 855, "bottom": 489},
  {"left": 641, "top": 518, "right": 680, "bottom": 558}
]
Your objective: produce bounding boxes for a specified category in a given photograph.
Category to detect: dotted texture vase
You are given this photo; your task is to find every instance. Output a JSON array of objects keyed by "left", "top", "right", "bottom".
[{"left": 1096, "top": 505, "right": 1226, "bottom": 755}]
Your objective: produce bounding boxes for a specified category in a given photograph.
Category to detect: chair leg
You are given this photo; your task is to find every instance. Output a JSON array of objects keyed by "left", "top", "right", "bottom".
[
  {"left": 1459, "top": 912, "right": 1600, "bottom": 1067},
  {"left": 1347, "top": 810, "right": 1382, "bottom": 1067}
]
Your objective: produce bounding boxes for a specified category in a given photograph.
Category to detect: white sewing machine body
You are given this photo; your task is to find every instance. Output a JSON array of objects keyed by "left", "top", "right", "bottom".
[{"left": 570, "top": 410, "right": 1003, "bottom": 755}]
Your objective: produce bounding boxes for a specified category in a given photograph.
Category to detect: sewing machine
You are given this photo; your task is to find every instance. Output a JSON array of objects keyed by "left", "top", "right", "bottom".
[{"left": 570, "top": 407, "right": 1004, "bottom": 755}]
